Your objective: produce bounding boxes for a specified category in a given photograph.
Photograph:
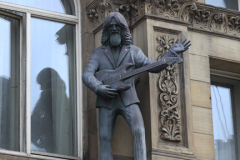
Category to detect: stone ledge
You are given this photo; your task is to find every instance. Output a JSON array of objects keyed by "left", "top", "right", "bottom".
[
  {"left": 86, "top": 0, "right": 240, "bottom": 38},
  {"left": 147, "top": 149, "right": 196, "bottom": 160}
]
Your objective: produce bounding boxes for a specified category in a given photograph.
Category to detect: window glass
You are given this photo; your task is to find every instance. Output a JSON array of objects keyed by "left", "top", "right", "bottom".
[
  {"left": 206, "top": 0, "right": 238, "bottom": 10},
  {"left": 211, "top": 84, "right": 236, "bottom": 160},
  {"left": 0, "top": 0, "right": 75, "bottom": 15},
  {"left": 30, "top": 17, "right": 77, "bottom": 156},
  {"left": 0, "top": 14, "right": 20, "bottom": 151}
]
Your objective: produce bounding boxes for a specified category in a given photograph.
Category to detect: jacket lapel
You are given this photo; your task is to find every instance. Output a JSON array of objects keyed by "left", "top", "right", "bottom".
[
  {"left": 117, "top": 45, "right": 131, "bottom": 67},
  {"left": 102, "top": 45, "right": 115, "bottom": 68}
]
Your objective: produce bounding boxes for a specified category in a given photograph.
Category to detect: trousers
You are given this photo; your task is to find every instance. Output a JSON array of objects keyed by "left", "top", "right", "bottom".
[{"left": 99, "top": 98, "right": 146, "bottom": 160}]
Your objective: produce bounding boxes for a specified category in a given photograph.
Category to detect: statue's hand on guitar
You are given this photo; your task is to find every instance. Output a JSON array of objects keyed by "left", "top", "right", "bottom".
[{"left": 97, "top": 85, "right": 118, "bottom": 99}]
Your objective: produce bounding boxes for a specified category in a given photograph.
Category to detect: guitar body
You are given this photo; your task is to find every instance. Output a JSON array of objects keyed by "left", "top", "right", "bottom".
[
  {"left": 94, "top": 52, "right": 182, "bottom": 91},
  {"left": 95, "top": 63, "right": 134, "bottom": 91}
]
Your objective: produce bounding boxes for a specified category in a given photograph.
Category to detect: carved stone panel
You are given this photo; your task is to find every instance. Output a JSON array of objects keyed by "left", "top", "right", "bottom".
[
  {"left": 192, "top": 8, "right": 211, "bottom": 29},
  {"left": 155, "top": 0, "right": 181, "bottom": 18},
  {"left": 143, "top": 0, "right": 154, "bottom": 14},
  {"left": 209, "top": 12, "right": 227, "bottom": 33},
  {"left": 180, "top": 3, "right": 197, "bottom": 23},
  {"left": 156, "top": 34, "right": 181, "bottom": 142},
  {"left": 115, "top": 0, "right": 141, "bottom": 25},
  {"left": 86, "top": 0, "right": 115, "bottom": 29},
  {"left": 87, "top": 0, "right": 240, "bottom": 38},
  {"left": 228, "top": 16, "right": 240, "bottom": 36}
]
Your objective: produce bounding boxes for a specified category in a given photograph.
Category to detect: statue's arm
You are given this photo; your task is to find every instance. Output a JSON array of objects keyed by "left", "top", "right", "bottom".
[
  {"left": 134, "top": 38, "right": 191, "bottom": 73},
  {"left": 82, "top": 50, "right": 102, "bottom": 93},
  {"left": 134, "top": 49, "right": 176, "bottom": 73}
]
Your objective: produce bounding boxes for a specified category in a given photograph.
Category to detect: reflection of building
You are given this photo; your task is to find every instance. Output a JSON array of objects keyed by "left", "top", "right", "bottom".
[
  {"left": 0, "top": 0, "right": 240, "bottom": 159},
  {"left": 215, "top": 137, "right": 236, "bottom": 160}
]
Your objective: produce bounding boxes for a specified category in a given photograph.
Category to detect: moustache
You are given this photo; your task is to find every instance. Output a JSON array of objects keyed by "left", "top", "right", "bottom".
[{"left": 110, "top": 31, "right": 120, "bottom": 34}]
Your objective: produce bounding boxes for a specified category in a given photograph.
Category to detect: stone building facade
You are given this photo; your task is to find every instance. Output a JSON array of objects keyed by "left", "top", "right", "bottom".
[{"left": 0, "top": 0, "right": 239, "bottom": 160}]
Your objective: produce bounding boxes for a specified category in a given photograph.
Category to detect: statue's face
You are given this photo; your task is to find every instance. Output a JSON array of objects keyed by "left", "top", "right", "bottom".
[{"left": 108, "top": 17, "right": 122, "bottom": 46}]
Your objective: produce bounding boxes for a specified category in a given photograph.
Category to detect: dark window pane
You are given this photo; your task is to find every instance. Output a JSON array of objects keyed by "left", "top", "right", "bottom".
[
  {"left": 30, "top": 18, "right": 77, "bottom": 156},
  {"left": 206, "top": 0, "right": 238, "bottom": 10},
  {"left": 0, "top": 14, "right": 20, "bottom": 151}
]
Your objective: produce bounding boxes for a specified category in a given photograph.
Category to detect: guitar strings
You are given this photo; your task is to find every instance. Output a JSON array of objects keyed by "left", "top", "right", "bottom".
[{"left": 104, "top": 57, "right": 177, "bottom": 83}]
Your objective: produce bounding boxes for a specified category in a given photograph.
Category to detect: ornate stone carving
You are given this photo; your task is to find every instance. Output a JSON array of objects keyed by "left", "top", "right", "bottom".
[
  {"left": 157, "top": 36, "right": 181, "bottom": 142},
  {"left": 86, "top": 0, "right": 115, "bottom": 28},
  {"left": 180, "top": 3, "right": 197, "bottom": 23},
  {"left": 155, "top": 0, "right": 181, "bottom": 18},
  {"left": 193, "top": 8, "right": 210, "bottom": 29},
  {"left": 116, "top": 2, "right": 139, "bottom": 24},
  {"left": 86, "top": 0, "right": 240, "bottom": 37},
  {"left": 146, "top": 0, "right": 154, "bottom": 14},
  {"left": 210, "top": 13, "right": 227, "bottom": 33},
  {"left": 88, "top": 9, "right": 99, "bottom": 19},
  {"left": 228, "top": 16, "right": 240, "bottom": 35},
  {"left": 156, "top": 35, "right": 174, "bottom": 59}
]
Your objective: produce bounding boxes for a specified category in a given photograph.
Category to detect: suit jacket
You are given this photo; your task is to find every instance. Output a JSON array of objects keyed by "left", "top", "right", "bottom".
[{"left": 82, "top": 44, "right": 172, "bottom": 109}]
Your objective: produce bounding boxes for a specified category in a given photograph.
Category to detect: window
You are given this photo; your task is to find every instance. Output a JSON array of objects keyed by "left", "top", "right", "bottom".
[
  {"left": 30, "top": 18, "right": 77, "bottom": 156},
  {"left": 205, "top": 0, "right": 239, "bottom": 11},
  {"left": 0, "top": 13, "right": 20, "bottom": 152},
  {"left": 211, "top": 74, "right": 240, "bottom": 160},
  {"left": 0, "top": 0, "right": 75, "bottom": 15},
  {"left": 0, "top": 0, "right": 81, "bottom": 159}
]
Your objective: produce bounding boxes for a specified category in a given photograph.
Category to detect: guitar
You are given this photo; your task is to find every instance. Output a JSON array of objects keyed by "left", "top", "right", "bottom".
[{"left": 95, "top": 50, "right": 183, "bottom": 91}]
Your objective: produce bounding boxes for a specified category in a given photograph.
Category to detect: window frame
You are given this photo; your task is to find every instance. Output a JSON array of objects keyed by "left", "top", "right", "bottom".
[
  {"left": 238, "top": 0, "right": 240, "bottom": 11},
  {"left": 210, "top": 69, "right": 240, "bottom": 160},
  {"left": 0, "top": 1, "right": 83, "bottom": 159}
]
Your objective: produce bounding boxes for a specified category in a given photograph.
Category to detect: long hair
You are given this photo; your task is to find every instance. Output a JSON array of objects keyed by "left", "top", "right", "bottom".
[{"left": 101, "top": 12, "right": 132, "bottom": 46}]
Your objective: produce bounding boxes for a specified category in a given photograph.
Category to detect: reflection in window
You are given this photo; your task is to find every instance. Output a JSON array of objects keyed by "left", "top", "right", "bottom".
[
  {"left": 211, "top": 85, "right": 236, "bottom": 160},
  {"left": 0, "top": 0, "right": 75, "bottom": 15},
  {"left": 30, "top": 18, "right": 77, "bottom": 156},
  {"left": 206, "top": 0, "right": 238, "bottom": 10},
  {"left": 0, "top": 14, "right": 20, "bottom": 151}
]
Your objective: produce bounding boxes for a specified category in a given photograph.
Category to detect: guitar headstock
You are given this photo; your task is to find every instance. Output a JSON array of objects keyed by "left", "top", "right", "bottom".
[{"left": 161, "top": 49, "right": 183, "bottom": 64}]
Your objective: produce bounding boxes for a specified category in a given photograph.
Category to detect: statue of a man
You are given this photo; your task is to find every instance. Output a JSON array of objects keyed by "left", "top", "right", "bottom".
[{"left": 82, "top": 12, "right": 190, "bottom": 160}]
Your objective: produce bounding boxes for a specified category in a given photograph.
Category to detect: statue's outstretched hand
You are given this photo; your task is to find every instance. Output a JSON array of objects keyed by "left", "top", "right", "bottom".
[
  {"left": 97, "top": 85, "right": 118, "bottom": 99},
  {"left": 171, "top": 39, "right": 191, "bottom": 54}
]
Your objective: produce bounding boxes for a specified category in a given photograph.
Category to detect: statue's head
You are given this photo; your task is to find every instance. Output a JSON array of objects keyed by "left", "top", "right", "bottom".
[{"left": 101, "top": 12, "right": 132, "bottom": 46}]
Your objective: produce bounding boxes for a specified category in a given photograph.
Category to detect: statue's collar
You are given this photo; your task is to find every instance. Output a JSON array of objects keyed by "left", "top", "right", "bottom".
[{"left": 102, "top": 44, "right": 131, "bottom": 67}]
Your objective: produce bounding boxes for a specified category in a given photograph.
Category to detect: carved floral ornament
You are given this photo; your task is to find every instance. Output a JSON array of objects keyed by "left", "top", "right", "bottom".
[
  {"left": 228, "top": 16, "right": 240, "bottom": 35},
  {"left": 155, "top": 0, "right": 181, "bottom": 17},
  {"left": 86, "top": 0, "right": 115, "bottom": 27},
  {"left": 156, "top": 35, "right": 174, "bottom": 58},
  {"left": 156, "top": 35, "right": 181, "bottom": 141},
  {"left": 86, "top": 0, "right": 240, "bottom": 36}
]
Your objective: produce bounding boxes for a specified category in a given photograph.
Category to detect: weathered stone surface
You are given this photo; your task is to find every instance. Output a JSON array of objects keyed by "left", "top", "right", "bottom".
[
  {"left": 95, "top": 30, "right": 102, "bottom": 48},
  {"left": 89, "top": 134, "right": 98, "bottom": 159},
  {"left": 152, "top": 155, "right": 183, "bottom": 160},
  {"left": 210, "top": 58, "right": 240, "bottom": 74},
  {"left": 192, "top": 106, "right": 213, "bottom": 135},
  {"left": 193, "top": 133, "right": 215, "bottom": 159},
  {"left": 189, "top": 31, "right": 240, "bottom": 62},
  {"left": 189, "top": 54, "right": 210, "bottom": 83},
  {"left": 191, "top": 80, "right": 211, "bottom": 108},
  {"left": 197, "top": 0, "right": 205, "bottom": 3}
]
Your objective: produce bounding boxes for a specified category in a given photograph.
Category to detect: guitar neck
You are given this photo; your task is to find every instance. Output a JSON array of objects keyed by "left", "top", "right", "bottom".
[{"left": 121, "top": 59, "right": 165, "bottom": 80}]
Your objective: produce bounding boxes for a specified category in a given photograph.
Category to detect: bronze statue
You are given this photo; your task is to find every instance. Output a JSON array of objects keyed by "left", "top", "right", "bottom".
[{"left": 82, "top": 12, "right": 191, "bottom": 160}]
